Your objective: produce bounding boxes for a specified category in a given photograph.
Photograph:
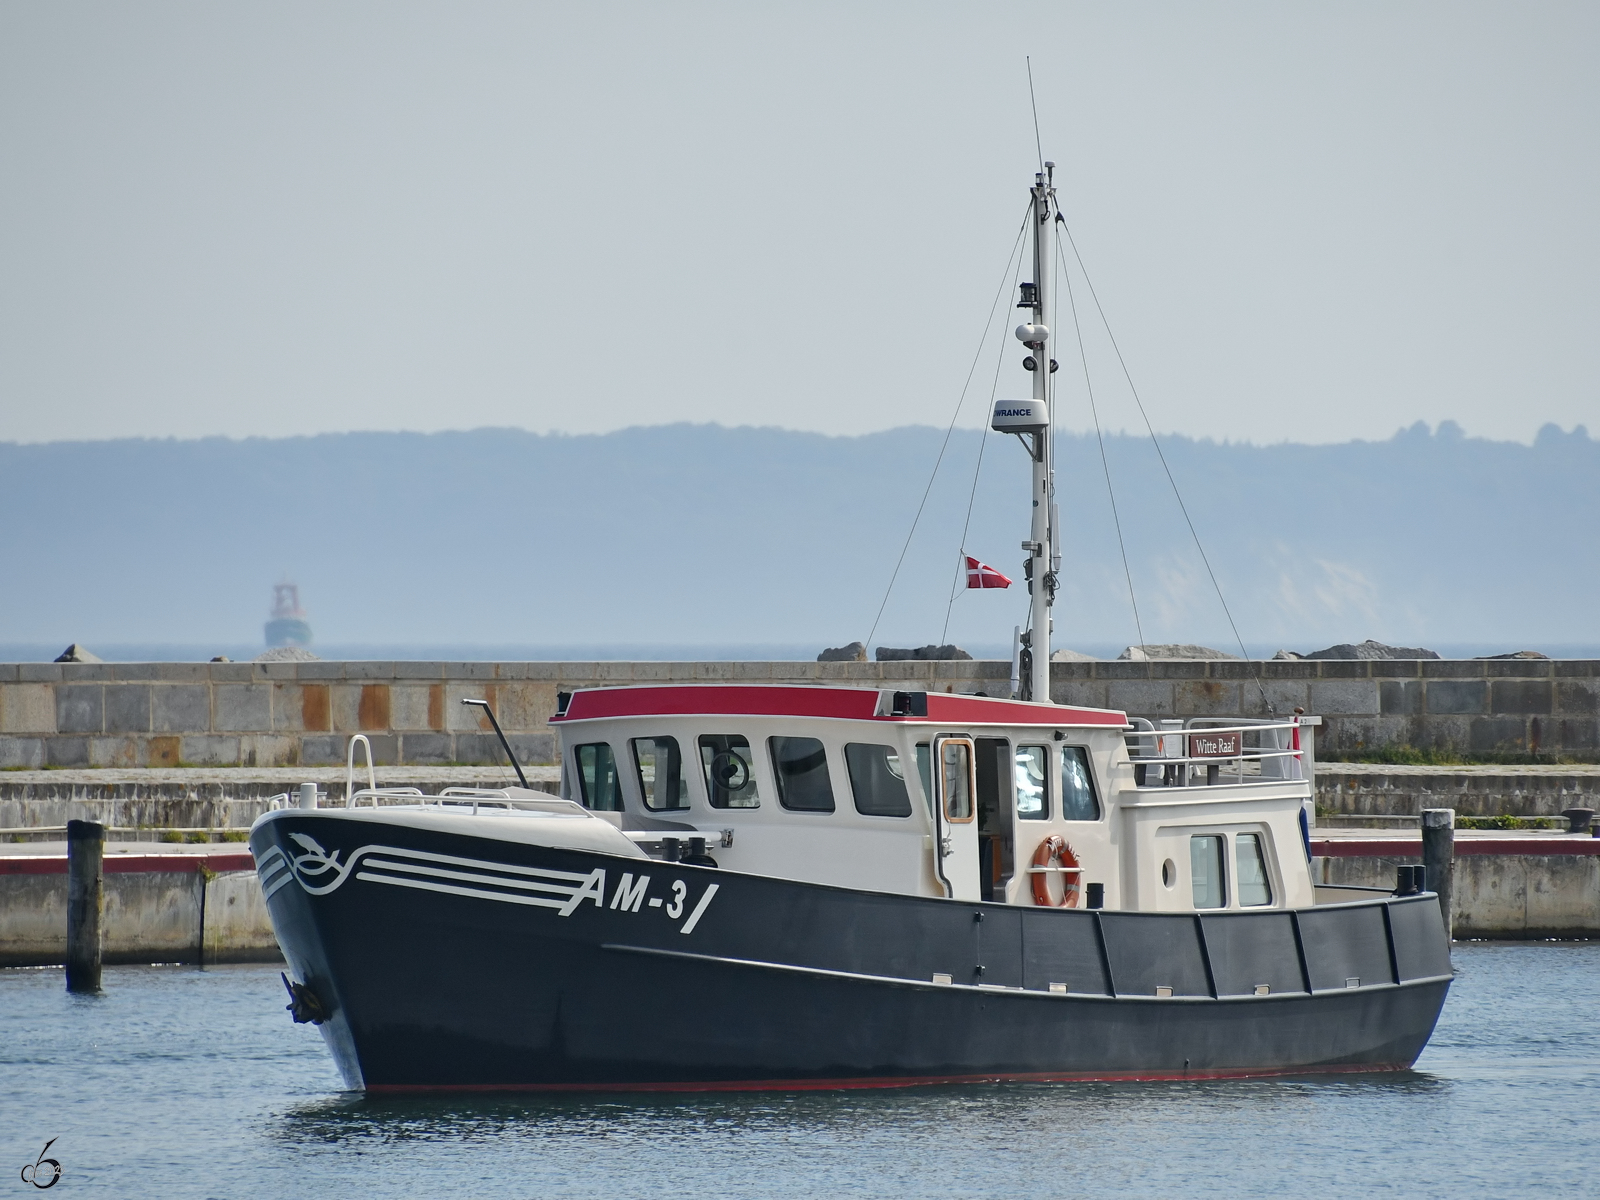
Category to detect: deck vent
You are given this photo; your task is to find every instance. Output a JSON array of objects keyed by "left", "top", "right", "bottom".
[
  {"left": 1254, "top": 985, "right": 1270, "bottom": 996},
  {"left": 891, "top": 691, "right": 928, "bottom": 717},
  {"left": 1048, "top": 982, "right": 1067, "bottom": 994},
  {"left": 1155, "top": 986, "right": 1174, "bottom": 998},
  {"left": 932, "top": 973, "right": 953, "bottom": 986},
  {"left": 1345, "top": 977, "right": 1361, "bottom": 989},
  {"left": 555, "top": 691, "right": 572, "bottom": 716}
]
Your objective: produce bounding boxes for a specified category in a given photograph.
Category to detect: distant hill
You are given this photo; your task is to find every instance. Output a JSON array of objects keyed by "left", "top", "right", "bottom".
[{"left": 0, "top": 421, "right": 1593, "bottom": 654}]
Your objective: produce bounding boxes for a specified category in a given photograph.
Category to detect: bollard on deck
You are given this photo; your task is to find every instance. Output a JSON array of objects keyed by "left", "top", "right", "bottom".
[
  {"left": 65, "top": 819, "right": 105, "bottom": 993},
  {"left": 1421, "top": 808, "right": 1455, "bottom": 941}
]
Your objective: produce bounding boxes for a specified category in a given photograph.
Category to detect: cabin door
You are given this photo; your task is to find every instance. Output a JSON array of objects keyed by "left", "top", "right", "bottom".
[
  {"left": 932, "top": 736, "right": 981, "bottom": 901},
  {"left": 974, "top": 737, "right": 1014, "bottom": 902}
]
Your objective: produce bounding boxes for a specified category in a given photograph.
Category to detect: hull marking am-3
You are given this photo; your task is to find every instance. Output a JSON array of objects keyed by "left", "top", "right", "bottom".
[{"left": 255, "top": 837, "right": 719, "bottom": 933}]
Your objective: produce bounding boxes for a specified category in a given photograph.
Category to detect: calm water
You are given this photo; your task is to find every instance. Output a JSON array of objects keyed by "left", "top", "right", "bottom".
[{"left": 3, "top": 943, "right": 1596, "bottom": 1197}]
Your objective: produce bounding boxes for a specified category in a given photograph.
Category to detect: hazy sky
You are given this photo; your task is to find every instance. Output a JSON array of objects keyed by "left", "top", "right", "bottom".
[{"left": 2, "top": 2, "right": 1597, "bottom": 446}]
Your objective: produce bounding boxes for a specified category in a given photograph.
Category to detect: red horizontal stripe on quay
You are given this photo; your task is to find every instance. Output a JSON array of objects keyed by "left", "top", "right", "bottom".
[
  {"left": 1312, "top": 838, "right": 1600, "bottom": 857},
  {"left": 0, "top": 852, "right": 257, "bottom": 876}
]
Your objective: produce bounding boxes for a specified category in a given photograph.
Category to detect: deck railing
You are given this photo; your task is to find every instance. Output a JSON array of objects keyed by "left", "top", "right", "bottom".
[{"left": 1123, "top": 716, "right": 1313, "bottom": 788}]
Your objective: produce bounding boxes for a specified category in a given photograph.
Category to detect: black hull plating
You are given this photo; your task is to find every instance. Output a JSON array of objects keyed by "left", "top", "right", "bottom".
[{"left": 252, "top": 815, "right": 1454, "bottom": 1091}]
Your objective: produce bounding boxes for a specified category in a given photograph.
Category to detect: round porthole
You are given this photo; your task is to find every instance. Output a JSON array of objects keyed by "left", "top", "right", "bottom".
[{"left": 1161, "top": 859, "right": 1176, "bottom": 888}]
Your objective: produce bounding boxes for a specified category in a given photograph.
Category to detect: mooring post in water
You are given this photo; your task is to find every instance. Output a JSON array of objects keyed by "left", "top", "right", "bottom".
[
  {"left": 66, "top": 819, "right": 105, "bottom": 992},
  {"left": 1421, "top": 808, "right": 1455, "bottom": 940}
]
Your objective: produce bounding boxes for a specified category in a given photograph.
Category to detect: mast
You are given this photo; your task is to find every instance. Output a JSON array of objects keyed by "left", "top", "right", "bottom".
[
  {"left": 1023, "top": 164, "right": 1057, "bottom": 702},
  {"left": 988, "top": 162, "right": 1059, "bottom": 702}
]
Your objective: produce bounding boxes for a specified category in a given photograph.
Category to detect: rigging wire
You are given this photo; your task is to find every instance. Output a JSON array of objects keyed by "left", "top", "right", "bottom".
[
  {"left": 1057, "top": 237, "right": 1146, "bottom": 655},
  {"left": 939, "top": 245, "right": 1021, "bottom": 644},
  {"left": 863, "top": 205, "right": 1032, "bottom": 654},
  {"left": 1057, "top": 217, "right": 1273, "bottom": 710}
]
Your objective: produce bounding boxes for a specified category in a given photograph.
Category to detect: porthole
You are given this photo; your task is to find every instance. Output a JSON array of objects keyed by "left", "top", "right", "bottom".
[{"left": 1161, "top": 858, "right": 1176, "bottom": 888}]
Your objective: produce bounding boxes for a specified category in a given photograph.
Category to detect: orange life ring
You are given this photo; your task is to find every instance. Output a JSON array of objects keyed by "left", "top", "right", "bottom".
[{"left": 1031, "top": 834, "right": 1081, "bottom": 907}]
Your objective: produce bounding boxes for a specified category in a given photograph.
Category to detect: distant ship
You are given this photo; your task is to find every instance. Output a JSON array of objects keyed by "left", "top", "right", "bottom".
[{"left": 264, "top": 582, "right": 313, "bottom": 648}]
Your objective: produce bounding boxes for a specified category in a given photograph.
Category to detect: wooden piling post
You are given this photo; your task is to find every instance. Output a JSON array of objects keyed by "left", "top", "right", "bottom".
[
  {"left": 66, "top": 819, "right": 104, "bottom": 992},
  {"left": 1421, "top": 807, "right": 1455, "bottom": 940}
]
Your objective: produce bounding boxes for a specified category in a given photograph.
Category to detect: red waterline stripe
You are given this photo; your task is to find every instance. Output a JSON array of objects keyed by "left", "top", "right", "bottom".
[
  {"left": 0, "top": 853, "right": 256, "bottom": 876},
  {"left": 1312, "top": 838, "right": 1600, "bottom": 858},
  {"left": 366, "top": 1061, "right": 1409, "bottom": 1095}
]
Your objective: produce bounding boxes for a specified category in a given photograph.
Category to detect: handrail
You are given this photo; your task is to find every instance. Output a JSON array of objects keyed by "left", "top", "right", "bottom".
[
  {"left": 346, "top": 735, "right": 376, "bottom": 803},
  {"left": 342, "top": 787, "right": 422, "bottom": 810},
  {"left": 430, "top": 792, "right": 590, "bottom": 817},
  {"left": 1122, "top": 715, "right": 1310, "bottom": 786}
]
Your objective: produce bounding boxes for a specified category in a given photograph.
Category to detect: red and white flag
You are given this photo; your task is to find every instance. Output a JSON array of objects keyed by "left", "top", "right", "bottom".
[{"left": 965, "top": 556, "right": 1012, "bottom": 589}]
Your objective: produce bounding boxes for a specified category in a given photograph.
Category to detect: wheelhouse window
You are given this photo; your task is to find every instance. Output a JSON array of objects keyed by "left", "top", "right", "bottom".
[
  {"left": 1190, "top": 834, "right": 1227, "bottom": 909},
  {"left": 631, "top": 737, "right": 688, "bottom": 812},
  {"left": 769, "top": 737, "right": 835, "bottom": 812},
  {"left": 1015, "top": 745, "right": 1048, "bottom": 820},
  {"left": 939, "top": 739, "right": 974, "bottom": 822},
  {"left": 1235, "top": 833, "right": 1273, "bottom": 907},
  {"left": 844, "top": 743, "right": 913, "bottom": 818},
  {"left": 698, "top": 734, "right": 760, "bottom": 809},
  {"left": 1060, "top": 747, "right": 1101, "bottom": 821},
  {"left": 575, "top": 743, "right": 623, "bottom": 812}
]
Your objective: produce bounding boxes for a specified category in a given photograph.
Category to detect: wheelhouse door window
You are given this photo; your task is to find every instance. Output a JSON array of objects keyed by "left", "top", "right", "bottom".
[
  {"left": 1059, "top": 747, "right": 1101, "bottom": 821},
  {"left": 769, "top": 736, "right": 836, "bottom": 812},
  {"left": 698, "top": 735, "right": 760, "bottom": 809},
  {"left": 844, "top": 743, "right": 913, "bottom": 817},
  {"left": 575, "top": 743, "right": 624, "bottom": 812},
  {"left": 939, "top": 739, "right": 975, "bottom": 822},
  {"left": 631, "top": 737, "right": 688, "bottom": 812}
]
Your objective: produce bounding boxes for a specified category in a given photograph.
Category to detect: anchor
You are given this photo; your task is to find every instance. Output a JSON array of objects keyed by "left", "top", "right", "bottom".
[{"left": 281, "top": 972, "right": 328, "bottom": 1025}]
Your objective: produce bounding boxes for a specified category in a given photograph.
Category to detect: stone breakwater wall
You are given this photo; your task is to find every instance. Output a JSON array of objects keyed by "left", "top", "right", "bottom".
[
  {"left": 1313, "top": 840, "right": 1600, "bottom": 939},
  {"left": 0, "top": 657, "right": 1595, "bottom": 770},
  {"left": 1050, "top": 656, "right": 1600, "bottom": 759},
  {"left": 0, "top": 659, "right": 1012, "bottom": 769},
  {"left": 0, "top": 850, "right": 278, "bottom": 967},
  {"left": 0, "top": 766, "right": 562, "bottom": 832},
  {"left": 1316, "top": 764, "right": 1600, "bottom": 818}
]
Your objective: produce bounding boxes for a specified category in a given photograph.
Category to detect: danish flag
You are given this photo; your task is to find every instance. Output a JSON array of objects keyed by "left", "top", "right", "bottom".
[{"left": 965, "top": 556, "right": 1012, "bottom": 589}]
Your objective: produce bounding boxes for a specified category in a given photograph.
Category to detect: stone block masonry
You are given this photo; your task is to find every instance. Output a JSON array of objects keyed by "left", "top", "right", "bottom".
[
  {"left": 1051, "top": 658, "right": 1600, "bottom": 760},
  {"left": 0, "top": 849, "right": 279, "bottom": 967},
  {"left": 0, "top": 657, "right": 1595, "bottom": 769},
  {"left": 0, "top": 659, "right": 1014, "bottom": 768}
]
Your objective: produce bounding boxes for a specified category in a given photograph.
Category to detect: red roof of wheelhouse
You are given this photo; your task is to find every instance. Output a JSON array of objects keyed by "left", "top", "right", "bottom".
[{"left": 551, "top": 684, "right": 1129, "bottom": 727}]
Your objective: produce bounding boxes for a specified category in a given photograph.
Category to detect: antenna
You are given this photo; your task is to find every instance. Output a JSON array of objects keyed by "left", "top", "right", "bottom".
[
  {"left": 461, "top": 698, "right": 529, "bottom": 788},
  {"left": 1026, "top": 57, "right": 1045, "bottom": 174}
]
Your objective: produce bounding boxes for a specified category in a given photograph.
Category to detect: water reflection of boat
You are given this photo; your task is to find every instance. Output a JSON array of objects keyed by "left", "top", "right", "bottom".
[
  {"left": 251, "top": 163, "right": 1452, "bottom": 1093},
  {"left": 264, "top": 582, "right": 313, "bottom": 649}
]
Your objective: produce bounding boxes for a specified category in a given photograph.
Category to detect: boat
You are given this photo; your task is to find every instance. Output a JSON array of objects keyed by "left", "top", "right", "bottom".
[
  {"left": 264, "top": 581, "right": 313, "bottom": 649},
  {"left": 250, "top": 164, "right": 1453, "bottom": 1092}
]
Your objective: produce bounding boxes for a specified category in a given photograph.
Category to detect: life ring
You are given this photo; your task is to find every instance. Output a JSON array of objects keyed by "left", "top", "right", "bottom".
[{"left": 1031, "top": 834, "right": 1081, "bottom": 907}]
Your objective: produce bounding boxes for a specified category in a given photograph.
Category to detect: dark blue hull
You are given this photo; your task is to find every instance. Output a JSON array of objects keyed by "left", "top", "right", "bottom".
[{"left": 251, "top": 812, "right": 1453, "bottom": 1091}]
